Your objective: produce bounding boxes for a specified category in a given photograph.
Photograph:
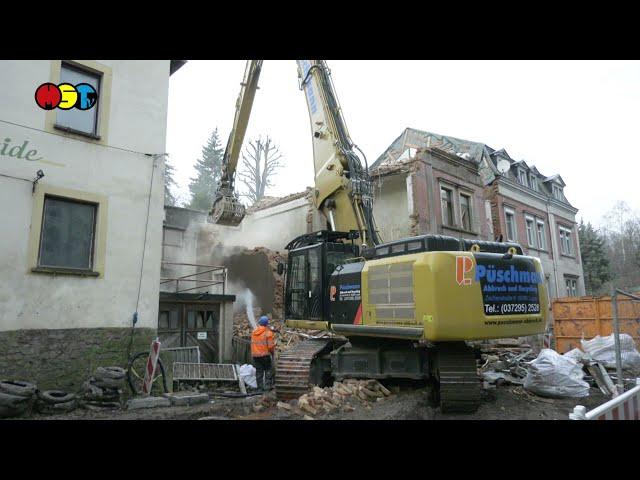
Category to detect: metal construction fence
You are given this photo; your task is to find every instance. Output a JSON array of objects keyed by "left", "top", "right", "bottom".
[{"left": 570, "top": 379, "right": 640, "bottom": 420}]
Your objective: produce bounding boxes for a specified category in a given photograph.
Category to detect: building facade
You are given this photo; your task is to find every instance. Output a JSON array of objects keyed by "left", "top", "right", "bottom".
[
  {"left": 372, "top": 128, "right": 585, "bottom": 299},
  {"left": 0, "top": 60, "right": 182, "bottom": 390}
]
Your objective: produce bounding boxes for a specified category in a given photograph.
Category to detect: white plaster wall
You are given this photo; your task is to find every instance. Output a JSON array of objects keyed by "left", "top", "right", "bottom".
[
  {"left": 0, "top": 60, "right": 170, "bottom": 331},
  {"left": 373, "top": 174, "right": 411, "bottom": 242},
  {"left": 217, "top": 197, "right": 318, "bottom": 252}
]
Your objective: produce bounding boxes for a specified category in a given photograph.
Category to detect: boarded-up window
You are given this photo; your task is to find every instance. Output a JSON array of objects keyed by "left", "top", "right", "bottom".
[{"left": 38, "top": 196, "right": 97, "bottom": 270}]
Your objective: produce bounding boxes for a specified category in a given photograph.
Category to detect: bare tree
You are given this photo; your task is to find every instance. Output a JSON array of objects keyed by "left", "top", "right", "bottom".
[{"left": 238, "top": 136, "right": 283, "bottom": 205}]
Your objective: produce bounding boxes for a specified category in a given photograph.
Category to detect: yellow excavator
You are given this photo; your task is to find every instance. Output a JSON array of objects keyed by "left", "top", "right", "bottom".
[{"left": 212, "top": 60, "right": 548, "bottom": 412}]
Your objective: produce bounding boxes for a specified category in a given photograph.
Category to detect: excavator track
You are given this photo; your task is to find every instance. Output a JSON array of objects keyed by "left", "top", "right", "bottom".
[
  {"left": 435, "top": 342, "right": 481, "bottom": 414},
  {"left": 275, "top": 339, "right": 333, "bottom": 401}
]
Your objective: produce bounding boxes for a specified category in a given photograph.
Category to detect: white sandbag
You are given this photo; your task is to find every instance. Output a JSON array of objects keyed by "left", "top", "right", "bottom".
[
  {"left": 523, "top": 348, "right": 590, "bottom": 398},
  {"left": 581, "top": 334, "right": 640, "bottom": 371},
  {"left": 563, "top": 348, "right": 587, "bottom": 364},
  {"left": 238, "top": 364, "right": 257, "bottom": 389}
]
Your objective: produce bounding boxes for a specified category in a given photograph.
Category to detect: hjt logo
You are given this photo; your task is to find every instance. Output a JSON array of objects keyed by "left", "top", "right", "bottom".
[
  {"left": 456, "top": 256, "right": 474, "bottom": 286},
  {"left": 35, "top": 83, "right": 98, "bottom": 111}
]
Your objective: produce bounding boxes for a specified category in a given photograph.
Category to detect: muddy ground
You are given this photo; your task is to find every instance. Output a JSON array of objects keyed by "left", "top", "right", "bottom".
[{"left": 23, "top": 382, "right": 609, "bottom": 421}]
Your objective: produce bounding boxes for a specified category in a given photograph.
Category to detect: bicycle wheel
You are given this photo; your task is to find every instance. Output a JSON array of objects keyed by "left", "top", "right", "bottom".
[{"left": 126, "top": 351, "right": 168, "bottom": 395}]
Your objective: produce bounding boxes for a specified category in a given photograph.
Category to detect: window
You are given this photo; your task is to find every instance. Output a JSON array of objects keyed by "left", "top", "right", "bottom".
[
  {"left": 460, "top": 193, "right": 472, "bottom": 231},
  {"left": 441, "top": 187, "right": 454, "bottom": 226},
  {"left": 530, "top": 175, "right": 538, "bottom": 191},
  {"left": 56, "top": 63, "right": 101, "bottom": 136},
  {"left": 559, "top": 226, "right": 573, "bottom": 255},
  {"left": 518, "top": 169, "right": 529, "bottom": 187},
  {"left": 525, "top": 216, "right": 536, "bottom": 247},
  {"left": 391, "top": 243, "right": 405, "bottom": 254},
  {"left": 504, "top": 208, "right": 516, "bottom": 242},
  {"left": 407, "top": 241, "right": 423, "bottom": 251},
  {"left": 536, "top": 220, "right": 546, "bottom": 250},
  {"left": 38, "top": 196, "right": 97, "bottom": 270},
  {"left": 565, "top": 277, "right": 578, "bottom": 297},
  {"left": 553, "top": 184, "right": 564, "bottom": 201}
]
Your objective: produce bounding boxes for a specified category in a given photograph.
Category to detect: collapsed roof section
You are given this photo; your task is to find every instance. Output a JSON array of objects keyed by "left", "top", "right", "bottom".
[{"left": 370, "top": 127, "right": 573, "bottom": 206}]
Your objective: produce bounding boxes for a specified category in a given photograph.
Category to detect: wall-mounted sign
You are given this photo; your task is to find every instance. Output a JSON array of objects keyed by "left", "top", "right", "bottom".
[
  {"left": 1, "top": 137, "right": 44, "bottom": 162},
  {"left": 197, "top": 331, "right": 207, "bottom": 340}
]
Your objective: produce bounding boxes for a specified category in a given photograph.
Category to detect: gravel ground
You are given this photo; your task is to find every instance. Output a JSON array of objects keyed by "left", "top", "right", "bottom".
[{"left": 21, "top": 383, "right": 610, "bottom": 421}]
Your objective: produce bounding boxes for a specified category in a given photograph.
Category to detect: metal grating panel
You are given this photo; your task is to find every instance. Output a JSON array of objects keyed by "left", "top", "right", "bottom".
[
  {"left": 165, "top": 346, "right": 201, "bottom": 364},
  {"left": 173, "top": 363, "right": 238, "bottom": 381}
]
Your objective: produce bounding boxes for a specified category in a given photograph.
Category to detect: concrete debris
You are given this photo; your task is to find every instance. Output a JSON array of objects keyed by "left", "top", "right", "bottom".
[
  {"left": 126, "top": 396, "right": 171, "bottom": 410},
  {"left": 480, "top": 347, "right": 536, "bottom": 387},
  {"left": 288, "top": 379, "right": 391, "bottom": 418},
  {"left": 163, "top": 392, "right": 209, "bottom": 407},
  {"left": 276, "top": 401, "right": 291, "bottom": 410}
]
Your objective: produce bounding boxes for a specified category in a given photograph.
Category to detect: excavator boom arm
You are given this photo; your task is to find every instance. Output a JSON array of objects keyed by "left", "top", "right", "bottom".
[
  {"left": 211, "top": 60, "right": 263, "bottom": 226},
  {"left": 297, "top": 60, "right": 380, "bottom": 247}
]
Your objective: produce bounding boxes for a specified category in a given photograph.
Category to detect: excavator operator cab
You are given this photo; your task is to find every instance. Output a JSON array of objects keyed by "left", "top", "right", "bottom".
[{"left": 283, "top": 231, "right": 359, "bottom": 323}]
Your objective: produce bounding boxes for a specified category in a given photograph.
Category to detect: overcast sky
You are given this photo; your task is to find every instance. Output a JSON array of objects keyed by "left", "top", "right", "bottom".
[{"left": 166, "top": 60, "right": 640, "bottom": 226}]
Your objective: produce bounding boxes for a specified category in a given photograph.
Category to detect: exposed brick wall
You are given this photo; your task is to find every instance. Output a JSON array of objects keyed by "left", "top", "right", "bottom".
[{"left": 0, "top": 327, "right": 156, "bottom": 392}]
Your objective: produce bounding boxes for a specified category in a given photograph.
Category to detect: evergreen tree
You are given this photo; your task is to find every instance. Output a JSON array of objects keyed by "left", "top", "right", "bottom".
[
  {"left": 579, "top": 219, "right": 611, "bottom": 295},
  {"left": 188, "top": 128, "right": 224, "bottom": 211},
  {"left": 164, "top": 158, "right": 178, "bottom": 207}
]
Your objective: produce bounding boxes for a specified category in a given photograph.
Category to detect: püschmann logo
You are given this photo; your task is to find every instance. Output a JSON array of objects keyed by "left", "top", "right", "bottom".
[
  {"left": 35, "top": 83, "right": 98, "bottom": 111},
  {"left": 456, "top": 256, "right": 473, "bottom": 286}
]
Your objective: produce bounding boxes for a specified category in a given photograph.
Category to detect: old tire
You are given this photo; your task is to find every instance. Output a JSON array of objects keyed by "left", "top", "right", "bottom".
[
  {"left": 38, "top": 390, "right": 76, "bottom": 405},
  {"left": 94, "top": 377, "right": 124, "bottom": 389},
  {"left": 126, "top": 351, "right": 168, "bottom": 395},
  {"left": 95, "top": 367, "right": 126, "bottom": 380},
  {"left": 0, "top": 380, "right": 37, "bottom": 398},
  {"left": 0, "top": 391, "right": 30, "bottom": 407},
  {"left": 51, "top": 399, "right": 77, "bottom": 412}
]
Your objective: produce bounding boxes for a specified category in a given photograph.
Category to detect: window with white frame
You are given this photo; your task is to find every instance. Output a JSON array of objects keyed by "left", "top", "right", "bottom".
[
  {"left": 525, "top": 216, "right": 536, "bottom": 247},
  {"left": 565, "top": 276, "right": 578, "bottom": 297},
  {"left": 56, "top": 62, "right": 101, "bottom": 136},
  {"left": 505, "top": 208, "right": 516, "bottom": 242},
  {"left": 518, "top": 169, "right": 529, "bottom": 187},
  {"left": 441, "top": 187, "right": 454, "bottom": 226},
  {"left": 460, "top": 193, "right": 472, "bottom": 231},
  {"left": 536, "top": 220, "right": 546, "bottom": 250},
  {"left": 559, "top": 226, "right": 573, "bottom": 255},
  {"left": 530, "top": 175, "right": 538, "bottom": 191},
  {"left": 552, "top": 184, "right": 564, "bottom": 201}
]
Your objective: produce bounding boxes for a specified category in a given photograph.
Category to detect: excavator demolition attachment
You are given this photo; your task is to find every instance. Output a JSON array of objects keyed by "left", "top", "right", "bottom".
[{"left": 210, "top": 191, "right": 246, "bottom": 226}]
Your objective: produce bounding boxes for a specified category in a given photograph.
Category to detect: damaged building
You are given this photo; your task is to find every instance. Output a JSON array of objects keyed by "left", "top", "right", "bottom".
[{"left": 371, "top": 128, "right": 585, "bottom": 299}]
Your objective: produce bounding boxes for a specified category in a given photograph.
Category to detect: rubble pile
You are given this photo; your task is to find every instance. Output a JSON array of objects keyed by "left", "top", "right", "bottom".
[
  {"left": 233, "top": 310, "right": 330, "bottom": 357},
  {"left": 274, "top": 379, "right": 394, "bottom": 419},
  {"left": 479, "top": 338, "right": 537, "bottom": 388}
]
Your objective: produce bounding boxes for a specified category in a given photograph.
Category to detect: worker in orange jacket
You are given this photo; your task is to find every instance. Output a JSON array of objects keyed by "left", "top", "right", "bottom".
[{"left": 251, "top": 316, "right": 276, "bottom": 391}]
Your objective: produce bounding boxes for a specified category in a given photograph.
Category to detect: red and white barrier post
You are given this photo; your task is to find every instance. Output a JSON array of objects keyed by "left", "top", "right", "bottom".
[
  {"left": 570, "top": 378, "right": 640, "bottom": 420},
  {"left": 142, "top": 338, "right": 161, "bottom": 396}
]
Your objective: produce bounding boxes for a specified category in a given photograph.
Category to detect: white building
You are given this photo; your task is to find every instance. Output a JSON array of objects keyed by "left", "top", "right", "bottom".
[{"left": 0, "top": 60, "right": 184, "bottom": 390}]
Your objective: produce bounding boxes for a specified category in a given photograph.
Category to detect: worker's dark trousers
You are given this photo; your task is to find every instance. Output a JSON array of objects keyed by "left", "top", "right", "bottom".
[{"left": 253, "top": 355, "right": 273, "bottom": 390}]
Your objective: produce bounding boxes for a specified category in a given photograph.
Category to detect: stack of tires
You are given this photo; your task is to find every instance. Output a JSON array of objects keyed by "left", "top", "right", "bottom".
[
  {"left": 0, "top": 381, "right": 37, "bottom": 418},
  {"left": 82, "top": 367, "right": 126, "bottom": 409},
  {"left": 35, "top": 390, "right": 78, "bottom": 414}
]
